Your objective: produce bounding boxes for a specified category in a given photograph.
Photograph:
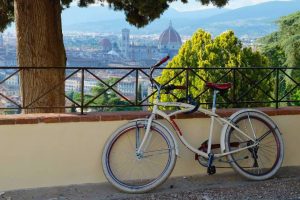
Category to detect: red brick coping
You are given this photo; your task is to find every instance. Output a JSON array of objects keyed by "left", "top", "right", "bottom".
[{"left": 0, "top": 107, "right": 300, "bottom": 125}]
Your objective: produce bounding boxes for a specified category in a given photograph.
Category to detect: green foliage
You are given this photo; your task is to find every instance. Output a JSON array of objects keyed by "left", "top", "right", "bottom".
[
  {"left": 0, "top": 0, "right": 230, "bottom": 32},
  {"left": 279, "top": 12, "right": 300, "bottom": 69},
  {"left": 70, "top": 78, "right": 142, "bottom": 112},
  {"left": 0, "top": 0, "right": 14, "bottom": 32},
  {"left": 257, "top": 32, "right": 286, "bottom": 67},
  {"left": 157, "top": 29, "right": 273, "bottom": 108},
  {"left": 259, "top": 11, "right": 300, "bottom": 68},
  {"left": 292, "top": 89, "right": 300, "bottom": 106},
  {"left": 259, "top": 11, "right": 300, "bottom": 105}
]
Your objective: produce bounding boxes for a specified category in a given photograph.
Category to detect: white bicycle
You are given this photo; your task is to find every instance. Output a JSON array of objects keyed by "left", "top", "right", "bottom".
[{"left": 102, "top": 56, "right": 284, "bottom": 193}]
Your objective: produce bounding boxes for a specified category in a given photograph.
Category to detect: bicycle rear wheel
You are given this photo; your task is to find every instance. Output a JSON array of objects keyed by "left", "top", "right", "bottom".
[
  {"left": 225, "top": 110, "right": 284, "bottom": 180},
  {"left": 102, "top": 120, "right": 176, "bottom": 193}
]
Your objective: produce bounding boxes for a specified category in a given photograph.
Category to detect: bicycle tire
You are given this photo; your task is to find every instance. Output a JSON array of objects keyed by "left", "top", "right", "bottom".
[
  {"left": 102, "top": 119, "right": 177, "bottom": 193},
  {"left": 225, "top": 110, "right": 284, "bottom": 180}
]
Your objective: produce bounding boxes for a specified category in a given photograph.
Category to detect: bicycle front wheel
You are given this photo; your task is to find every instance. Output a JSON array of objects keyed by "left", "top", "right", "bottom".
[
  {"left": 225, "top": 110, "right": 284, "bottom": 180},
  {"left": 102, "top": 120, "right": 176, "bottom": 193}
]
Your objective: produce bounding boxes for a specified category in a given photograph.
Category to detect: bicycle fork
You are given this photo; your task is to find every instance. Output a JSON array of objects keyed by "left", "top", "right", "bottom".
[{"left": 136, "top": 113, "right": 155, "bottom": 157}]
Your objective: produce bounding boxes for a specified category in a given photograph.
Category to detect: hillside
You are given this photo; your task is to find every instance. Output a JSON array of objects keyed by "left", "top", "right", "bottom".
[{"left": 61, "top": 0, "right": 300, "bottom": 37}]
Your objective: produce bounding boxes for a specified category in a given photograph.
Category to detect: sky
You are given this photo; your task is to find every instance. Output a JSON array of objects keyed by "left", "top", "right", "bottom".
[{"left": 170, "top": 0, "right": 292, "bottom": 11}]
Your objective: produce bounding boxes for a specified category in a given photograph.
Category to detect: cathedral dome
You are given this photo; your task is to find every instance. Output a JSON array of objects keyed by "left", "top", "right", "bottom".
[
  {"left": 158, "top": 22, "right": 182, "bottom": 50},
  {"left": 99, "top": 38, "right": 112, "bottom": 52}
]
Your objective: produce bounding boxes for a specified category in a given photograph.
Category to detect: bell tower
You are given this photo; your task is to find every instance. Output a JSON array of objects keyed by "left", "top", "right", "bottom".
[{"left": 121, "top": 28, "right": 130, "bottom": 58}]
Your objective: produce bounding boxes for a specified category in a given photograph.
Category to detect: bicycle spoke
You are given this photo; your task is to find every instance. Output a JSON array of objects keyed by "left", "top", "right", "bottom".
[
  {"left": 260, "top": 139, "right": 277, "bottom": 146},
  {"left": 143, "top": 148, "right": 173, "bottom": 157},
  {"left": 258, "top": 155, "right": 266, "bottom": 174},
  {"left": 257, "top": 130, "right": 272, "bottom": 142},
  {"left": 259, "top": 150, "right": 273, "bottom": 163},
  {"left": 127, "top": 132, "right": 136, "bottom": 151},
  {"left": 124, "top": 159, "right": 138, "bottom": 182},
  {"left": 259, "top": 146, "right": 276, "bottom": 154},
  {"left": 248, "top": 112, "right": 257, "bottom": 139}
]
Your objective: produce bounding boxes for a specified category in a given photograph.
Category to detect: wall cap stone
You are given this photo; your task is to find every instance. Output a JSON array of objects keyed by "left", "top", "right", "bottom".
[{"left": 0, "top": 107, "right": 299, "bottom": 125}]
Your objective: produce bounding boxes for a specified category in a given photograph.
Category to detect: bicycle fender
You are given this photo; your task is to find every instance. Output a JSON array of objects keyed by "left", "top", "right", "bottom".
[
  {"left": 129, "top": 118, "right": 180, "bottom": 156},
  {"left": 219, "top": 128, "right": 226, "bottom": 153},
  {"left": 220, "top": 108, "right": 278, "bottom": 153}
]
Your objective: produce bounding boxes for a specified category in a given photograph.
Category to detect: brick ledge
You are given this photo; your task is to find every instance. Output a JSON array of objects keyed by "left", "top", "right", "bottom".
[{"left": 0, "top": 107, "right": 299, "bottom": 125}]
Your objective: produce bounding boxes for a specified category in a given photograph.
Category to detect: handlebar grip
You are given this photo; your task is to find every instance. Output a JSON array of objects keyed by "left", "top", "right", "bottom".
[
  {"left": 153, "top": 55, "right": 170, "bottom": 67},
  {"left": 173, "top": 85, "right": 186, "bottom": 90},
  {"left": 163, "top": 85, "right": 186, "bottom": 93}
]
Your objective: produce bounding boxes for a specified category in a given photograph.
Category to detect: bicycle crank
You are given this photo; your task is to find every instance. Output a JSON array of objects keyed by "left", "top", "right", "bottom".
[{"left": 195, "top": 140, "right": 242, "bottom": 168}]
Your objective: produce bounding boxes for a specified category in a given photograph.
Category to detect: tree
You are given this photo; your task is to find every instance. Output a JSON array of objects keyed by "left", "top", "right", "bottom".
[
  {"left": 278, "top": 12, "right": 300, "bottom": 68},
  {"left": 259, "top": 11, "right": 300, "bottom": 105},
  {"left": 157, "top": 29, "right": 272, "bottom": 108},
  {"left": 259, "top": 11, "right": 300, "bottom": 68},
  {"left": 292, "top": 89, "right": 300, "bottom": 106},
  {"left": 258, "top": 32, "right": 286, "bottom": 67},
  {"left": 0, "top": 0, "right": 230, "bottom": 113}
]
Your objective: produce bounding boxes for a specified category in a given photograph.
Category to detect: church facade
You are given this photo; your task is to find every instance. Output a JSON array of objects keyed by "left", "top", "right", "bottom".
[{"left": 121, "top": 22, "right": 182, "bottom": 62}]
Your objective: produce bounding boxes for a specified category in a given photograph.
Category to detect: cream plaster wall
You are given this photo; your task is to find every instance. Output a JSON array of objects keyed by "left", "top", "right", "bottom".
[{"left": 0, "top": 115, "right": 299, "bottom": 191}]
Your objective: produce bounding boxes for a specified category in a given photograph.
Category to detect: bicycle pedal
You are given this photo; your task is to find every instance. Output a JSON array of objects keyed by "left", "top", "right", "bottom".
[{"left": 207, "top": 165, "right": 216, "bottom": 175}]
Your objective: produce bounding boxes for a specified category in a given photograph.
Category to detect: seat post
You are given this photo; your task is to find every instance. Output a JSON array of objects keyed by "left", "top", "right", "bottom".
[
  {"left": 212, "top": 90, "right": 219, "bottom": 113},
  {"left": 207, "top": 89, "right": 219, "bottom": 157}
]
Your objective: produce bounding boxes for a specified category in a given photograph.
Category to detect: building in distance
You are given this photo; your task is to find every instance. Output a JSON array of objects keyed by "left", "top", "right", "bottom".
[{"left": 120, "top": 21, "right": 182, "bottom": 63}]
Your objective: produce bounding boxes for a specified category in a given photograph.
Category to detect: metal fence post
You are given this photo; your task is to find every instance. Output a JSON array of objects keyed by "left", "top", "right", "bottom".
[
  {"left": 186, "top": 68, "right": 189, "bottom": 100},
  {"left": 135, "top": 69, "right": 139, "bottom": 106},
  {"left": 233, "top": 68, "right": 236, "bottom": 107},
  {"left": 81, "top": 68, "right": 84, "bottom": 115},
  {"left": 275, "top": 68, "right": 279, "bottom": 109}
]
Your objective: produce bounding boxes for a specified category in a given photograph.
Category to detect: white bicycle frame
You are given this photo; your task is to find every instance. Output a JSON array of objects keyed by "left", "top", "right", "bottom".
[{"left": 137, "top": 90, "right": 258, "bottom": 159}]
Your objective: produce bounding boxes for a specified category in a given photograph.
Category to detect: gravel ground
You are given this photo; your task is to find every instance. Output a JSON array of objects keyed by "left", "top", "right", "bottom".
[{"left": 0, "top": 166, "right": 299, "bottom": 200}]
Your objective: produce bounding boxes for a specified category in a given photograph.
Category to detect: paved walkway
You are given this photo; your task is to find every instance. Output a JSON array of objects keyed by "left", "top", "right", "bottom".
[{"left": 1, "top": 167, "right": 300, "bottom": 200}]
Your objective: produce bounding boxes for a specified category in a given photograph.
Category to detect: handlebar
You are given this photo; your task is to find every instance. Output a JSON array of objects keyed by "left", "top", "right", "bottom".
[
  {"left": 149, "top": 56, "right": 200, "bottom": 114},
  {"left": 153, "top": 55, "right": 170, "bottom": 68},
  {"left": 187, "top": 102, "right": 200, "bottom": 114},
  {"left": 177, "top": 95, "right": 200, "bottom": 114},
  {"left": 162, "top": 85, "right": 187, "bottom": 94},
  {"left": 150, "top": 55, "right": 170, "bottom": 85}
]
